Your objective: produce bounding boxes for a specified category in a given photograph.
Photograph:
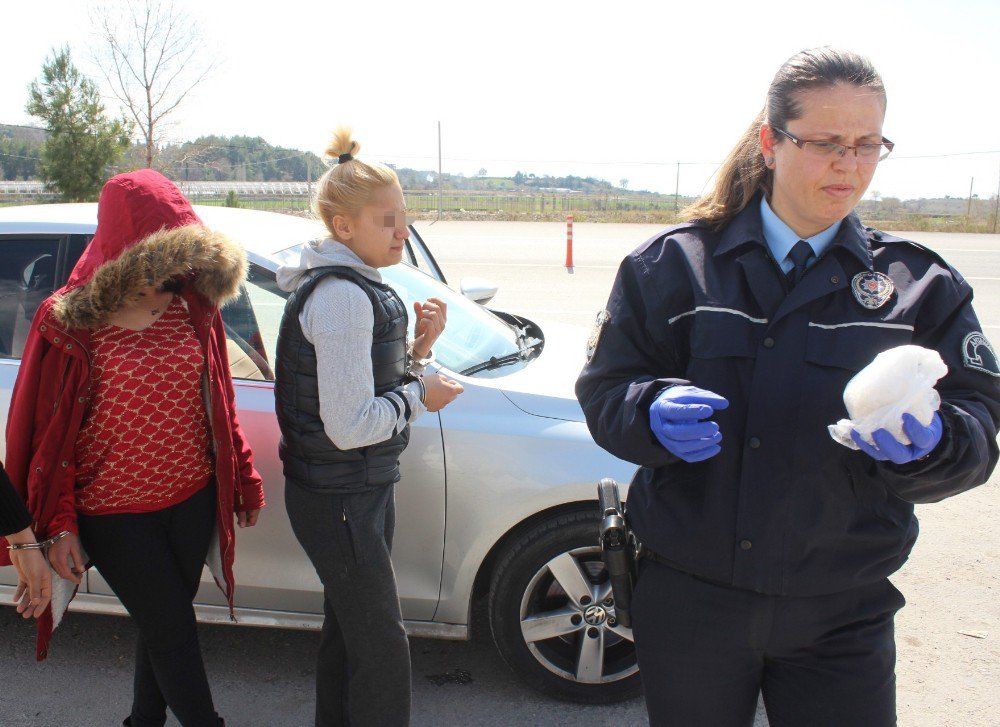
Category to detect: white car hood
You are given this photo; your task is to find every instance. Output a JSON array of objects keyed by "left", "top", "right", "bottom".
[{"left": 495, "top": 321, "right": 590, "bottom": 423}]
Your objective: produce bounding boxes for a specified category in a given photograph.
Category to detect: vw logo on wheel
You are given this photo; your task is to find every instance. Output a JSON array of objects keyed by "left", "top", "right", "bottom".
[{"left": 584, "top": 605, "right": 607, "bottom": 625}]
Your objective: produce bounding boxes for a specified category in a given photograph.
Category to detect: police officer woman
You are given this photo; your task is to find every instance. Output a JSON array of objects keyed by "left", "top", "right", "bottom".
[{"left": 576, "top": 47, "right": 1000, "bottom": 727}]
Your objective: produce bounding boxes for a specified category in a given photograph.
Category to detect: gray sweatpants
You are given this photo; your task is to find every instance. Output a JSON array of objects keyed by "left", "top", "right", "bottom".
[{"left": 285, "top": 481, "right": 411, "bottom": 727}]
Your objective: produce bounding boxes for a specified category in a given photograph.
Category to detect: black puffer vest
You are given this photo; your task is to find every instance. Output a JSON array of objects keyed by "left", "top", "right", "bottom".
[{"left": 275, "top": 266, "right": 410, "bottom": 493}]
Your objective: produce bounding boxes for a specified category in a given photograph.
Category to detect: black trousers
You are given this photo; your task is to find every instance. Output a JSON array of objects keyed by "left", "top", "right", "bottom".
[
  {"left": 78, "top": 483, "right": 219, "bottom": 727},
  {"left": 285, "top": 481, "right": 411, "bottom": 727},
  {"left": 632, "top": 559, "right": 905, "bottom": 727}
]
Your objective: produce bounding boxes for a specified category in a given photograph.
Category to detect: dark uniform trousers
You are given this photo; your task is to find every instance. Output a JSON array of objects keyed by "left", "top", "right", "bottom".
[{"left": 632, "top": 558, "right": 905, "bottom": 727}]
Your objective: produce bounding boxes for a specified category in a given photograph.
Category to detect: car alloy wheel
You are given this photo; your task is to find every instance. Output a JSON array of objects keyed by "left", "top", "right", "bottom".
[
  {"left": 488, "top": 510, "right": 642, "bottom": 703},
  {"left": 520, "top": 544, "right": 637, "bottom": 684}
]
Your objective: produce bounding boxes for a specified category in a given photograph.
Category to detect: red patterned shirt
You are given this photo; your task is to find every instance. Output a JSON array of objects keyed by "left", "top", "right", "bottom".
[{"left": 75, "top": 297, "right": 214, "bottom": 514}]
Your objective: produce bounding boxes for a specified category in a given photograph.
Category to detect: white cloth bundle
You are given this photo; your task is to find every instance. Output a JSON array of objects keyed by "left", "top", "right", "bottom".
[{"left": 829, "top": 345, "right": 947, "bottom": 449}]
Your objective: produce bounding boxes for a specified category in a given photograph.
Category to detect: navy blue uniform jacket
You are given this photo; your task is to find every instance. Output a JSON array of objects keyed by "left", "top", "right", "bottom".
[{"left": 576, "top": 201, "right": 1000, "bottom": 596}]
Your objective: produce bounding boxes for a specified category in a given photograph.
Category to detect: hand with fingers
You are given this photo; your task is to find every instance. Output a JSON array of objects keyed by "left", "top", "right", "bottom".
[
  {"left": 7, "top": 528, "right": 52, "bottom": 620},
  {"left": 46, "top": 531, "right": 85, "bottom": 586},
  {"left": 852, "top": 412, "right": 943, "bottom": 465},
  {"left": 412, "top": 297, "right": 447, "bottom": 360},
  {"left": 237, "top": 508, "right": 261, "bottom": 528},
  {"left": 422, "top": 373, "right": 464, "bottom": 412},
  {"left": 649, "top": 385, "right": 730, "bottom": 463}
]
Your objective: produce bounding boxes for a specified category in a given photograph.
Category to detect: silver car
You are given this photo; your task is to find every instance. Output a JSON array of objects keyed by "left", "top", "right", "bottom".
[{"left": 0, "top": 204, "right": 638, "bottom": 703}]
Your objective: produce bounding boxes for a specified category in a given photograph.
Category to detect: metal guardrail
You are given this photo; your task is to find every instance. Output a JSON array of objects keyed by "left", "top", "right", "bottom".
[
  {"left": 0, "top": 181, "right": 315, "bottom": 196},
  {"left": 0, "top": 181, "right": 52, "bottom": 195}
]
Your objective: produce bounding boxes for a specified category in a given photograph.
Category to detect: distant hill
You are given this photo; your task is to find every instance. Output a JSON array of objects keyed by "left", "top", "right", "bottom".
[
  {"left": 0, "top": 124, "right": 47, "bottom": 143},
  {"left": 151, "top": 135, "right": 325, "bottom": 183},
  {"left": 392, "top": 167, "right": 626, "bottom": 194},
  {"left": 0, "top": 124, "right": 45, "bottom": 180}
]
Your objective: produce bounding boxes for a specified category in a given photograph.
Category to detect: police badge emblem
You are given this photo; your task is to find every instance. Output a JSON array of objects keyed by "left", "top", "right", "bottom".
[
  {"left": 850, "top": 271, "right": 894, "bottom": 309},
  {"left": 962, "top": 332, "right": 1000, "bottom": 377},
  {"left": 587, "top": 310, "right": 610, "bottom": 362}
]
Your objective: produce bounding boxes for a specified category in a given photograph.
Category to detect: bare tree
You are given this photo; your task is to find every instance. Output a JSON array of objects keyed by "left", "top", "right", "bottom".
[{"left": 92, "top": 0, "right": 216, "bottom": 168}]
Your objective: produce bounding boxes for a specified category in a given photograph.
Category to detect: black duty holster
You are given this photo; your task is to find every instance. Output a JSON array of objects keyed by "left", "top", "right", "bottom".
[{"left": 597, "top": 478, "right": 638, "bottom": 628}]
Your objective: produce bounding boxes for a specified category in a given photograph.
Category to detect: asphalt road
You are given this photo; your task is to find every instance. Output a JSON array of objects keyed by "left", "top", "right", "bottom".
[
  {"left": 1, "top": 222, "right": 997, "bottom": 726},
  {"left": 1, "top": 599, "right": 663, "bottom": 727}
]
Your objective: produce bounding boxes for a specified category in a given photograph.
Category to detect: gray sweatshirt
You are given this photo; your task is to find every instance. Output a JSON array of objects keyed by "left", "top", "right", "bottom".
[{"left": 276, "top": 239, "right": 426, "bottom": 450}]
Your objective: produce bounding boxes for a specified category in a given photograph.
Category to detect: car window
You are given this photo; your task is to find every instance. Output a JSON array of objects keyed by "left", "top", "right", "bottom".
[
  {"left": 0, "top": 237, "right": 60, "bottom": 359},
  {"left": 383, "top": 263, "right": 522, "bottom": 372},
  {"left": 218, "top": 285, "right": 269, "bottom": 380},
  {"left": 405, "top": 226, "right": 447, "bottom": 283},
  {"left": 219, "top": 264, "right": 288, "bottom": 381}
]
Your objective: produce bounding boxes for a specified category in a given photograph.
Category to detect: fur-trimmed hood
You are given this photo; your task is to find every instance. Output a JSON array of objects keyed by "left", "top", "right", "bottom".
[
  {"left": 51, "top": 169, "right": 247, "bottom": 330},
  {"left": 53, "top": 223, "right": 247, "bottom": 330}
]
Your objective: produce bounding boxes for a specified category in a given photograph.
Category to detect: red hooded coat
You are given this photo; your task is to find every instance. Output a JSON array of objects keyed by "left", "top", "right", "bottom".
[{"left": 1, "top": 170, "right": 265, "bottom": 659}]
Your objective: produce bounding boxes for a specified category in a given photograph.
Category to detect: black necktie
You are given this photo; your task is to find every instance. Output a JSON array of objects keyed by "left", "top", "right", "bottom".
[{"left": 786, "top": 240, "right": 814, "bottom": 288}]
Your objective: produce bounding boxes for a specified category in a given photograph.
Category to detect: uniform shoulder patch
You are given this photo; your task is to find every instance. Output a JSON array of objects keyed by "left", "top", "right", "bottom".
[
  {"left": 963, "top": 332, "right": 1000, "bottom": 377},
  {"left": 587, "top": 310, "right": 610, "bottom": 362}
]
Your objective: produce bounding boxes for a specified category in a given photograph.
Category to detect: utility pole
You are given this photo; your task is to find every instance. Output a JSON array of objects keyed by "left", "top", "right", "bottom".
[
  {"left": 674, "top": 162, "right": 680, "bottom": 213},
  {"left": 993, "top": 162, "right": 999, "bottom": 234},
  {"left": 437, "top": 121, "right": 443, "bottom": 223},
  {"left": 966, "top": 177, "right": 974, "bottom": 221}
]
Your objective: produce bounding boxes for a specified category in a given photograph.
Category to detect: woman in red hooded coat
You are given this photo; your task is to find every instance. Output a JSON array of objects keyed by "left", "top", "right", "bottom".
[{"left": 2, "top": 169, "right": 264, "bottom": 727}]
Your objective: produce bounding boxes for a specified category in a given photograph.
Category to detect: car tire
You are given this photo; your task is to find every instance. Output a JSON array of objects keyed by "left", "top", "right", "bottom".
[{"left": 488, "top": 509, "right": 642, "bottom": 704}]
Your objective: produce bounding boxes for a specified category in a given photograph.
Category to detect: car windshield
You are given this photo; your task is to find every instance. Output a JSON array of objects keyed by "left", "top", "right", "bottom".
[{"left": 251, "top": 244, "right": 525, "bottom": 376}]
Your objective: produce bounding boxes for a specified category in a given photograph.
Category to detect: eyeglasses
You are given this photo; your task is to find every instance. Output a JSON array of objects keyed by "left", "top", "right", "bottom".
[
  {"left": 774, "top": 127, "right": 894, "bottom": 164},
  {"left": 372, "top": 211, "right": 417, "bottom": 229}
]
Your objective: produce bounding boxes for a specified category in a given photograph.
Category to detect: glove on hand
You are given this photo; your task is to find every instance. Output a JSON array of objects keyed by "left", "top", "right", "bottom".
[
  {"left": 649, "top": 385, "right": 729, "bottom": 463},
  {"left": 851, "top": 411, "right": 943, "bottom": 465}
]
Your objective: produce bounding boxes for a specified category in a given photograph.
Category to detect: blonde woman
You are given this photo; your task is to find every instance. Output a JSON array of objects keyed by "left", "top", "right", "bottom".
[{"left": 275, "top": 128, "right": 463, "bottom": 726}]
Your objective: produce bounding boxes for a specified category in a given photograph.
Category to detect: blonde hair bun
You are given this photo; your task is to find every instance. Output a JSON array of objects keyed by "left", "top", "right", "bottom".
[{"left": 325, "top": 126, "right": 360, "bottom": 162}]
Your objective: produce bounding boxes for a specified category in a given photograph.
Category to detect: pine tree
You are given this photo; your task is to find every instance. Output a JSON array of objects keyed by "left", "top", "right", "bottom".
[{"left": 26, "top": 46, "right": 132, "bottom": 201}]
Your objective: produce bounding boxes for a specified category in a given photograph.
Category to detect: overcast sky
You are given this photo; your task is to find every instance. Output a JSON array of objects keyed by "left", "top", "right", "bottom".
[{"left": 3, "top": 0, "right": 999, "bottom": 200}]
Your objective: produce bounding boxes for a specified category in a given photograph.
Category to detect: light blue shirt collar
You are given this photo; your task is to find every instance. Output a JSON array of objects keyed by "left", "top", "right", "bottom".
[{"left": 759, "top": 197, "right": 842, "bottom": 273}]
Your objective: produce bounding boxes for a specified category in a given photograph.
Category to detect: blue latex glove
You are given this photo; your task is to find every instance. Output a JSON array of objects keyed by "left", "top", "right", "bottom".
[
  {"left": 649, "top": 385, "right": 730, "bottom": 463},
  {"left": 851, "top": 411, "right": 943, "bottom": 465}
]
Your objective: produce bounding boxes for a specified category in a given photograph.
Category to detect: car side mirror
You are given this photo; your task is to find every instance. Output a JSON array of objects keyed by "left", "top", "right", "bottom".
[{"left": 460, "top": 277, "right": 499, "bottom": 305}]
